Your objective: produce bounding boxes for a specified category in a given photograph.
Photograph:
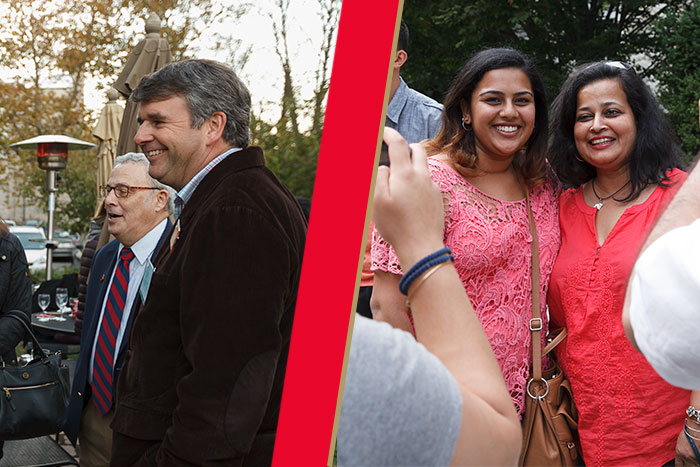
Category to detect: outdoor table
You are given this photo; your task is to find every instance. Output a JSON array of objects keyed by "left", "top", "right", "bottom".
[{"left": 31, "top": 311, "right": 75, "bottom": 334}]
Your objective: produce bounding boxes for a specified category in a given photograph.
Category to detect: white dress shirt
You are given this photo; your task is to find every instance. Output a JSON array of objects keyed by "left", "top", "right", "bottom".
[{"left": 89, "top": 218, "right": 168, "bottom": 384}]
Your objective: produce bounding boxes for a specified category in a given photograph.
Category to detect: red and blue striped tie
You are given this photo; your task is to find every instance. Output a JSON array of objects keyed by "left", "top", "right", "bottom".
[{"left": 92, "top": 247, "right": 134, "bottom": 416}]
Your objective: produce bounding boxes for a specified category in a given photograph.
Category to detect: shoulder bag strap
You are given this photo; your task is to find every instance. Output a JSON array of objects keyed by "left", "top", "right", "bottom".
[
  {"left": 525, "top": 188, "right": 542, "bottom": 382},
  {"left": 542, "top": 327, "right": 568, "bottom": 356},
  {"left": 4, "top": 310, "right": 49, "bottom": 359}
]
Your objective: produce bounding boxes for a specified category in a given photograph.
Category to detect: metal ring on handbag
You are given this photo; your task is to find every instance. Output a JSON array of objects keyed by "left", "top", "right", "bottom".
[{"left": 526, "top": 378, "right": 549, "bottom": 400}]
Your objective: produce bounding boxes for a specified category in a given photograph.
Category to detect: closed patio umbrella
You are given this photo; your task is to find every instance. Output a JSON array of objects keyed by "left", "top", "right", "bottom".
[
  {"left": 114, "top": 12, "right": 172, "bottom": 156},
  {"left": 92, "top": 87, "right": 123, "bottom": 216}
]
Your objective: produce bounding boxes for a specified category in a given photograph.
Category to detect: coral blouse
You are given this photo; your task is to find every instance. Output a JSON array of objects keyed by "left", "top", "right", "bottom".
[
  {"left": 372, "top": 158, "right": 560, "bottom": 415},
  {"left": 548, "top": 169, "right": 689, "bottom": 466}
]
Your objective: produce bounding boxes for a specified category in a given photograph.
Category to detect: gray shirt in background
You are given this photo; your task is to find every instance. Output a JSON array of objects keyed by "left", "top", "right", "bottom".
[
  {"left": 386, "top": 77, "right": 443, "bottom": 144},
  {"left": 338, "top": 316, "right": 462, "bottom": 466}
]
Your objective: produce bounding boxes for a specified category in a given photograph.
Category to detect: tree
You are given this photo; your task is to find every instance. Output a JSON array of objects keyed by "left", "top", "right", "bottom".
[
  {"left": 654, "top": 1, "right": 700, "bottom": 165},
  {"left": 120, "top": 0, "right": 243, "bottom": 62},
  {"left": 254, "top": 0, "right": 341, "bottom": 199},
  {"left": 310, "top": 0, "right": 341, "bottom": 139},
  {"left": 0, "top": 0, "right": 236, "bottom": 233},
  {"left": 401, "top": 1, "right": 692, "bottom": 104},
  {"left": 1, "top": 0, "right": 333, "bottom": 230},
  {"left": 0, "top": 0, "right": 119, "bottom": 234}
]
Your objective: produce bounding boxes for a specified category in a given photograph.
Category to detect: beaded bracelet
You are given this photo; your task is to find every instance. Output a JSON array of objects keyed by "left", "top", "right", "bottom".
[
  {"left": 405, "top": 260, "right": 452, "bottom": 308},
  {"left": 688, "top": 406, "right": 700, "bottom": 425},
  {"left": 399, "top": 248, "right": 454, "bottom": 295}
]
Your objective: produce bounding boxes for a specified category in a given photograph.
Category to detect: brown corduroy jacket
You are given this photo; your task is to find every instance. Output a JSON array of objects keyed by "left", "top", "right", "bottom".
[{"left": 111, "top": 147, "right": 307, "bottom": 466}]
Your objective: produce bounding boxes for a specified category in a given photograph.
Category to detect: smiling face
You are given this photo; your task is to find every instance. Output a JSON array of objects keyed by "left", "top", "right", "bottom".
[
  {"left": 105, "top": 162, "right": 168, "bottom": 247},
  {"left": 133, "top": 95, "right": 211, "bottom": 191},
  {"left": 463, "top": 67, "right": 536, "bottom": 165},
  {"left": 574, "top": 78, "right": 637, "bottom": 172}
]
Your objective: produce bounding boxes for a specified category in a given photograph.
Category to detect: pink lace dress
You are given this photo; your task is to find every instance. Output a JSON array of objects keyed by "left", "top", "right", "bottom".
[{"left": 371, "top": 157, "right": 560, "bottom": 415}]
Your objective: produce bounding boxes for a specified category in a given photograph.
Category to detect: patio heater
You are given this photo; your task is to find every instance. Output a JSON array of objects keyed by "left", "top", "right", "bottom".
[{"left": 10, "top": 135, "right": 96, "bottom": 280}]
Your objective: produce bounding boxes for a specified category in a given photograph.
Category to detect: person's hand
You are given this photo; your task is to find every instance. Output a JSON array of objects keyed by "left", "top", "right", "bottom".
[
  {"left": 675, "top": 428, "right": 700, "bottom": 466},
  {"left": 373, "top": 127, "right": 444, "bottom": 269}
]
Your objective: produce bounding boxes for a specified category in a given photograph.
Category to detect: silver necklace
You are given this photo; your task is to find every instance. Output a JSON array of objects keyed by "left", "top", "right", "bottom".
[{"left": 591, "top": 179, "right": 630, "bottom": 211}]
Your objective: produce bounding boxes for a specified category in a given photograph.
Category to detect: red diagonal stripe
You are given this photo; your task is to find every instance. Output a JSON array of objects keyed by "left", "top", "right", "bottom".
[
  {"left": 115, "top": 269, "right": 128, "bottom": 292},
  {"left": 97, "top": 329, "right": 115, "bottom": 366},
  {"left": 93, "top": 366, "right": 112, "bottom": 396},
  {"left": 108, "top": 283, "right": 126, "bottom": 310},
  {"left": 105, "top": 300, "right": 121, "bottom": 332},
  {"left": 92, "top": 376, "right": 112, "bottom": 414},
  {"left": 95, "top": 348, "right": 113, "bottom": 380},
  {"left": 92, "top": 389, "right": 110, "bottom": 414}
]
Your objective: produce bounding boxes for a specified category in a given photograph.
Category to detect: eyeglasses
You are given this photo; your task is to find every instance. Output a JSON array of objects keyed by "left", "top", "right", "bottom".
[{"left": 100, "top": 184, "right": 159, "bottom": 199}]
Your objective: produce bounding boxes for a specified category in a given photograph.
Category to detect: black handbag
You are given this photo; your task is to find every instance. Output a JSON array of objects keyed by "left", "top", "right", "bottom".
[{"left": 0, "top": 310, "right": 70, "bottom": 440}]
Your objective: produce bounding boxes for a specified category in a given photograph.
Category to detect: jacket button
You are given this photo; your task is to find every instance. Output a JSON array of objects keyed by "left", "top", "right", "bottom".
[{"left": 77, "top": 391, "right": 82, "bottom": 398}]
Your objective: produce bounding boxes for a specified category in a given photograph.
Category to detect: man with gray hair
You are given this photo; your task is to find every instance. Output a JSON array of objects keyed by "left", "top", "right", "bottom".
[
  {"left": 63, "top": 153, "right": 173, "bottom": 465},
  {"left": 112, "top": 59, "right": 307, "bottom": 465}
]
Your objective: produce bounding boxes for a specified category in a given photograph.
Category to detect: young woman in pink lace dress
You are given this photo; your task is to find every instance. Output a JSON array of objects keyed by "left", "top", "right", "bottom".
[
  {"left": 548, "top": 61, "right": 695, "bottom": 466},
  {"left": 371, "top": 48, "right": 560, "bottom": 417}
]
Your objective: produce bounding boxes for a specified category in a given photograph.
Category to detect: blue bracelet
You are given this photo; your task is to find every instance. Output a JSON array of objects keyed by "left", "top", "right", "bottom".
[
  {"left": 399, "top": 248, "right": 453, "bottom": 295},
  {"left": 399, "top": 248, "right": 452, "bottom": 294}
]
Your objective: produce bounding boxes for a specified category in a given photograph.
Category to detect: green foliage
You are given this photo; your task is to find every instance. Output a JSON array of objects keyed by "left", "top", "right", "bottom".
[
  {"left": 1, "top": 0, "right": 330, "bottom": 228},
  {"left": 30, "top": 263, "right": 80, "bottom": 286},
  {"left": 401, "top": 1, "right": 693, "bottom": 105},
  {"left": 0, "top": 0, "right": 122, "bottom": 235},
  {"left": 57, "top": 152, "right": 98, "bottom": 234},
  {"left": 0, "top": 78, "right": 95, "bottom": 235},
  {"left": 250, "top": 0, "right": 339, "bottom": 201},
  {"left": 654, "top": 1, "right": 700, "bottom": 166},
  {"left": 251, "top": 114, "right": 318, "bottom": 199},
  {"left": 0, "top": 0, "right": 259, "bottom": 235}
]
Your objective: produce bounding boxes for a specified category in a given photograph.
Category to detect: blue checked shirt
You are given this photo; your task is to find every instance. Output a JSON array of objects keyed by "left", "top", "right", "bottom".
[
  {"left": 173, "top": 147, "right": 242, "bottom": 218},
  {"left": 386, "top": 77, "right": 443, "bottom": 144}
]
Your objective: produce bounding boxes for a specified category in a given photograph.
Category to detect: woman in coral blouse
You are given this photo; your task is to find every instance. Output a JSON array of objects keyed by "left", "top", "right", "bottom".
[
  {"left": 371, "top": 48, "right": 560, "bottom": 418},
  {"left": 548, "top": 61, "right": 696, "bottom": 466}
]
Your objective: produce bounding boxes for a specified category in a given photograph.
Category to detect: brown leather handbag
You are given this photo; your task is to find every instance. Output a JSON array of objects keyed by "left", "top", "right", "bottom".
[{"left": 519, "top": 191, "right": 579, "bottom": 466}]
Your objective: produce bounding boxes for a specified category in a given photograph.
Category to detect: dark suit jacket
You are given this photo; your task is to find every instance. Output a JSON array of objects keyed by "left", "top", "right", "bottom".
[
  {"left": 111, "top": 147, "right": 307, "bottom": 466},
  {"left": 62, "top": 220, "right": 171, "bottom": 446}
]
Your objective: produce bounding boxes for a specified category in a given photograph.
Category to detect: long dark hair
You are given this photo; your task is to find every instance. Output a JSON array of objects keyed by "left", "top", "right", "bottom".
[
  {"left": 549, "top": 61, "right": 683, "bottom": 201},
  {"left": 426, "top": 47, "right": 549, "bottom": 187}
]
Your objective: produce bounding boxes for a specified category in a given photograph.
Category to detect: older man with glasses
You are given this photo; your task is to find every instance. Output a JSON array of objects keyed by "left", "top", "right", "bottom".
[{"left": 62, "top": 152, "right": 174, "bottom": 465}]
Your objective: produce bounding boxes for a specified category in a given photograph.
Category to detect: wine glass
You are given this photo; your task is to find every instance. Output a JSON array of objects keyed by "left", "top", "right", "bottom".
[
  {"left": 38, "top": 293, "right": 50, "bottom": 313},
  {"left": 55, "top": 288, "right": 68, "bottom": 310},
  {"left": 55, "top": 288, "right": 68, "bottom": 321}
]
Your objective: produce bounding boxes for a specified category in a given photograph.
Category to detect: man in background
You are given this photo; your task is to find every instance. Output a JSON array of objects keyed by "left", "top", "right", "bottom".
[
  {"left": 358, "top": 20, "right": 443, "bottom": 319},
  {"left": 385, "top": 20, "right": 443, "bottom": 144},
  {"left": 63, "top": 153, "right": 173, "bottom": 465}
]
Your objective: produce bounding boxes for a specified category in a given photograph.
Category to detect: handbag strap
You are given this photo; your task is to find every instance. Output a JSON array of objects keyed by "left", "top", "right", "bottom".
[
  {"left": 524, "top": 189, "right": 542, "bottom": 382},
  {"left": 542, "top": 327, "right": 567, "bottom": 356},
  {"left": 3, "top": 310, "right": 49, "bottom": 360}
]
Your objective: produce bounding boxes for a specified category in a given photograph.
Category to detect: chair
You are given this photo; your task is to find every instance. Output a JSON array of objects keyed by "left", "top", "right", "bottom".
[{"left": 0, "top": 435, "right": 78, "bottom": 466}]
